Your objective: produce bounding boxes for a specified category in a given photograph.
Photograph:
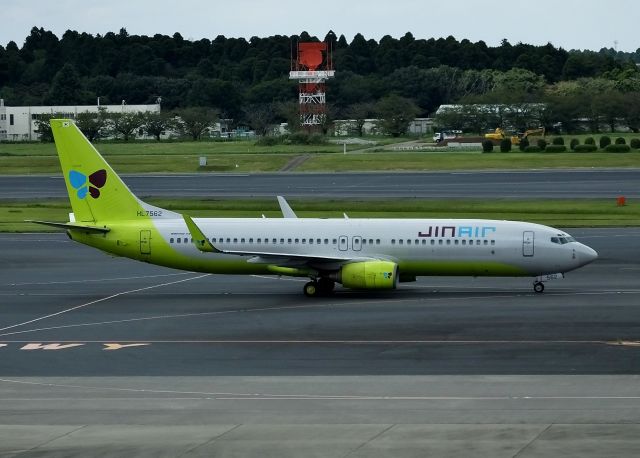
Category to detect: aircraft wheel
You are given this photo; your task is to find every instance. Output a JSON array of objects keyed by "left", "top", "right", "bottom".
[
  {"left": 303, "top": 281, "right": 319, "bottom": 297},
  {"left": 317, "top": 278, "right": 335, "bottom": 295},
  {"left": 533, "top": 282, "right": 545, "bottom": 294}
]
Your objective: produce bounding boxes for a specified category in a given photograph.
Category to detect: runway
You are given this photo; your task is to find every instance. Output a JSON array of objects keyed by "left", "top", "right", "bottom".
[
  {"left": 1, "top": 169, "right": 639, "bottom": 199},
  {"left": 1, "top": 229, "right": 640, "bottom": 456}
]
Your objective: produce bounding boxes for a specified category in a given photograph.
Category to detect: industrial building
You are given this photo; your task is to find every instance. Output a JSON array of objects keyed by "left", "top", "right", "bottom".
[{"left": 0, "top": 100, "right": 161, "bottom": 141}]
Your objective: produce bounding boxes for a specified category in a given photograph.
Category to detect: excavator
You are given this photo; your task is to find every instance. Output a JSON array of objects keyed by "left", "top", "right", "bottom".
[{"left": 485, "top": 127, "right": 545, "bottom": 145}]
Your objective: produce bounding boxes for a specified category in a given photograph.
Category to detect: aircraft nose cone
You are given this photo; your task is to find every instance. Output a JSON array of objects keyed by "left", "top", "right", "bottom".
[{"left": 580, "top": 245, "right": 598, "bottom": 265}]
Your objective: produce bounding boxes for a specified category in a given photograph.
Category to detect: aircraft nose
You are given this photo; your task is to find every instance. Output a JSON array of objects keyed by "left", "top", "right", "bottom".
[{"left": 578, "top": 244, "right": 598, "bottom": 266}]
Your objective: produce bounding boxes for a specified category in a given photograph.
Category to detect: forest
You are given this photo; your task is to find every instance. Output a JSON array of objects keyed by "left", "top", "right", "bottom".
[{"left": 1, "top": 27, "right": 640, "bottom": 134}]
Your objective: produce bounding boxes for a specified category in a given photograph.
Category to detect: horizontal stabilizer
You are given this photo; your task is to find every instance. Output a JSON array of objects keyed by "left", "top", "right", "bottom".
[{"left": 25, "top": 220, "right": 110, "bottom": 233}]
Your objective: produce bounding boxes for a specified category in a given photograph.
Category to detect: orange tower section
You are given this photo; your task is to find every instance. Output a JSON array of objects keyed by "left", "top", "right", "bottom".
[{"left": 290, "top": 40, "right": 334, "bottom": 130}]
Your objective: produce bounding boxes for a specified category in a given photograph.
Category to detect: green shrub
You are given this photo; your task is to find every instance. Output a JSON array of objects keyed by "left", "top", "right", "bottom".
[
  {"left": 570, "top": 138, "right": 580, "bottom": 150},
  {"left": 615, "top": 137, "right": 626, "bottom": 145},
  {"left": 552, "top": 137, "right": 565, "bottom": 145},
  {"left": 599, "top": 136, "right": 611, "bottom": 149},
  {"left": 482, "top": 140, "right": 494, "bottom": 153},
  {"left": 605, "top": 144, "right": 631, "bottom": 153},
  {"left": 584, "top": 137, "right": 595, "bottom": 145},
  {"left": 545, "top": 145, "right": 567, "bottom": 153},
  {"left": 524, "top": 146, "right": 542, "bottom": 153},
  {"left": 499, "top": 139, "right": 512, "bottom": 152},
  {"left": 537, "top": 138, "right": 547, "bottom": 150},
  {"left": 518, "top": 137, "right": 529, "bottom": 151},
  {"left": 574, "top": 144, "right": 598, "bottom": 153},
  {"left": 630, "top": 138, "right": 640, "bottom": 149},
  {"left": 255, "top": 136, "right": 280, "bottom": 146}
]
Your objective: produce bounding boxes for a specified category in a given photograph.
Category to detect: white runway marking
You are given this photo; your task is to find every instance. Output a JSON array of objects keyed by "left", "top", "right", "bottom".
[
  {"left": 2, "top": 289, "right": 639, "bottom": 338},
  {"left": 0, "top": 274, "right": 210, "bottom": 334},
  {"left": 2, "top": 378, "right": 640, "bottom": 402},
  {"left": 6, "top": 272, "right": 191, "bottom": 287}
]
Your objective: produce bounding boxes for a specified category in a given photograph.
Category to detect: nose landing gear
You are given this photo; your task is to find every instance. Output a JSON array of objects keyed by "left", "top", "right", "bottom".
[{"left": 533, "top": 282, "right": 545, "bottom": 294}]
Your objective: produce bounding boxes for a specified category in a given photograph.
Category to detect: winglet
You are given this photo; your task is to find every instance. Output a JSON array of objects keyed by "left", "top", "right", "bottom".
[
  {"left": 183, "top": 215, "right": 219, "bottom": 253},
  {"left": 277, "top": 196, "right": 298, "bottom": 219}
]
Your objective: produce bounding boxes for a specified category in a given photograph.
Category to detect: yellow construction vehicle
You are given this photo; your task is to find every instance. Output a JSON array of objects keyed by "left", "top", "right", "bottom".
[{"left": 485, "top": 127, "right": 546, "bottom": 145}]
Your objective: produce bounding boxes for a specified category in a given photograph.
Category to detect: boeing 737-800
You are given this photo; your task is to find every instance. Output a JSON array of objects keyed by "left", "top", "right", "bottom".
[{"left": 30, "top": 119, "right": 598, "bottom": 296}]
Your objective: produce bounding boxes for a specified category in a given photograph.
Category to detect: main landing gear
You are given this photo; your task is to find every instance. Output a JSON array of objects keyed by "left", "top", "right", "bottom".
[{"left": 303, "top": 278, "right": 335, "bottom": 297}]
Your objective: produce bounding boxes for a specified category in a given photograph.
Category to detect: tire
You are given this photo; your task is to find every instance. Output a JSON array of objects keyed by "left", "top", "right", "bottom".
[
  {"left": 303, "top": 281, "right": 318, "bottom": 297},
  {"left": 317, "top": 278, "right": 335, "bottom": 295},
  {"left": 533, "top": 282, "right": 545, "bottom": 294}
]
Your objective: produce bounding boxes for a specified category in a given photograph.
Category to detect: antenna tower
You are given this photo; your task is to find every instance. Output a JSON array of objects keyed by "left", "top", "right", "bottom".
[{"left": 290, "top": 40, "right": 334, "bottom": 131}]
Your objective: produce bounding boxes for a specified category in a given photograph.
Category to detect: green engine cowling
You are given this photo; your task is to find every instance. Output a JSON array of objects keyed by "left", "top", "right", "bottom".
[{"left": 339, "top": 261, "right": 398, "bottom": 290}]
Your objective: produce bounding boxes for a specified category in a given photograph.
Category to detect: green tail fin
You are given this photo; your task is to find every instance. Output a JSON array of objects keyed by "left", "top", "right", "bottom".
[{"left": 51, "top": 119, "right": 147, "bottom": 222}]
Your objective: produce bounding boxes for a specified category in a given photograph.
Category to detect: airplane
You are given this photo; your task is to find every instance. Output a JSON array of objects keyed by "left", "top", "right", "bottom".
[{"left": 29, "top": 119, "right": 598, "bottom": 297}]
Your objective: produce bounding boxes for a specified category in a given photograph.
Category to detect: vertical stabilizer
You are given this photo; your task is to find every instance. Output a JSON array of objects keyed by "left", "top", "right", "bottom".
[{"left": 50, "top": 119, "right": 176, "bottom": 222}]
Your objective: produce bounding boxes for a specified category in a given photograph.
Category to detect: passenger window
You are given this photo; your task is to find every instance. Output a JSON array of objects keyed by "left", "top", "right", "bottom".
[
  {"left": 438, "top": 240, "right": 443, "bottom": 245},
  {"left": 309, "top": 239, "right": 313, "bottom": 244},
  {"left": 376, "top": 239, "right": 380, "bottom": 245},
  {"left": 462, "top": 240, "right": 466, "bottom": 245},
  {"left": 295, "top": 238, "right": 299, "bottom": 244},
  {"left": 241, "top": 238, "right": 245, "bottom": 243},
  {"left": 491, "top": 240, "right": 495, "bottom": 246},
  {"left": 399, "top": 240, "right": 404, "bottom": 245},
  {"left": 226, "top": 238, "right": 231, "bottom": 243},
  {"left": 430, "top": 240, "right": 435, "bottom": 245},
  {"left": 362, "top": 239, "right": 367, "bottom": 245},
  {"left": 454, "top": 240, "right": 459, "bottom": 245},
  {"left": 233, "top": 238, "right": 238, "bottom": 243},
  {"left": 391, "top": 239, "right": 396, "bottom": 245},
  {"left": 324, "top": 239, "right": 329, "bottom": 244},
  {"left": 476, "top": 240, "right": 481, "bottom": 245},
  {"left": 484, "top": 240, "right": 488, "bottom": 245},
  {"left": 288, "top": 238, "right": 292, "bottom": 244},
  {"left": 332, "top": 239, "right": 337, "bottom": 244},
  {"left": 249, "top": 238, "right": 253, "bottom": 243},
  {"left": 302, "top": 239, "right": 306, "bottom": 244},
  {"left": 446, "top": 240, "right": 451, "bottom": 245},
  {"left": 407, "top": 240, "right": 411, "bottom": 245},
  {"left": 170, "top": 238, "right": 174, "bottom": 243}
]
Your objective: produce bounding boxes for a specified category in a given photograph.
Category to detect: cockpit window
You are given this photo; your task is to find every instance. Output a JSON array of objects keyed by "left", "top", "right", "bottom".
[{"left": 551, "top": 235, "right": 576, "bottom": 244}]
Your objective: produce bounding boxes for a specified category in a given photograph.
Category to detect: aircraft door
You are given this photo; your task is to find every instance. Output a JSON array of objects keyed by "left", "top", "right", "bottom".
[
  {"left": 352, "top": 236, "right": 362, "bottom": 251},
  {"left": 338, "top": 235, "right": 348, "bottom": 251},
  {"left": 140, "top": 230, "right": 151, "bottom": 255},
  {"left": 522, "top": 231, "right": 534, "bottom": 257}
]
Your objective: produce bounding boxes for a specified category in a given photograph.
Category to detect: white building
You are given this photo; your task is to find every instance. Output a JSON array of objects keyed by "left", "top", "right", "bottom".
[
  {"left": 0, "top": 99, "right": 161, "bottom": 141},
  {"left": 333, "top": 118, "right": 433, "bottom": 136}
]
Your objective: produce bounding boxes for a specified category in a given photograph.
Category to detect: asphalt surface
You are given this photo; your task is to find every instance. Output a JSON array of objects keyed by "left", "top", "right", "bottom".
[
  {"left": 1, "top": 229, "right": 640, "bottom": 456},
  {"left": 1, "top": 169, "right": 639, "bottom": 199}
]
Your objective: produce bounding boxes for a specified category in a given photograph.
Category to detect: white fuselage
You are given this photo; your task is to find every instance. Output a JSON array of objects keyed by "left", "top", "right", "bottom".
[{"left": 142, "top": 217, "right": 597, "bottom": 278}]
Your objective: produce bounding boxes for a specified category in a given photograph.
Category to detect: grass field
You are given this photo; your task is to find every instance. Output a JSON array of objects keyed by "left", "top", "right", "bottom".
[
  {"left": 2, "top": 198, "right": 637, "bottom": 232},
  {"left": 1, "top": 150, "right": 639, "bottom": 174}
]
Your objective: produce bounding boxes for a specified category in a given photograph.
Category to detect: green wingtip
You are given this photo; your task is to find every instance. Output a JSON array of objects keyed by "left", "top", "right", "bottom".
[{"left": 183, "top": 214, "right": 218, "bottom": 253}]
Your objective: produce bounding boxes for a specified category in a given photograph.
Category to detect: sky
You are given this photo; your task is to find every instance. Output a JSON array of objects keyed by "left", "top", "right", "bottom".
[{"left": 1, "top": 0, "right": 638, "bottom": 52}]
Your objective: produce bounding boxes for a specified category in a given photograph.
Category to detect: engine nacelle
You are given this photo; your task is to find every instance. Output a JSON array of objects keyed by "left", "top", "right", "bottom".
[{"left": 337, "top": 261, "right": 398, "bottom": 290}]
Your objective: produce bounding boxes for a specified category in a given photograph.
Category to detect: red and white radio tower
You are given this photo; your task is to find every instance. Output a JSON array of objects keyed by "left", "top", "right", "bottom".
[{"left": 290, "top": 40, "right": 334, "bottom": 131}]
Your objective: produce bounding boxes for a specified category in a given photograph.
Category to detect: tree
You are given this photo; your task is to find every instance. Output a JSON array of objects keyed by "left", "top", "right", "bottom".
[
  {"left": 344, "top": 102, "right": 375, "bottom": 136},
  {"left": 243, "top": 103, "right": 277, "bottom": 136},
  {"left": 108, "top": 112, "right": 145, "bottom": 141},
  {"left": 174, "top": 107, "right": 218, "bottom": 140},
  {"left": 47, "top": 63, "right": 81, "bottom": 105},
  {"left": 142, "top": 111, "right": 174, "bottom": 141},
  {"left": 75, "top": 108, "right": 108, "bottom": 142},
  {"left": 375, "top": 94, "right": 419, "bottom": 137}
]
